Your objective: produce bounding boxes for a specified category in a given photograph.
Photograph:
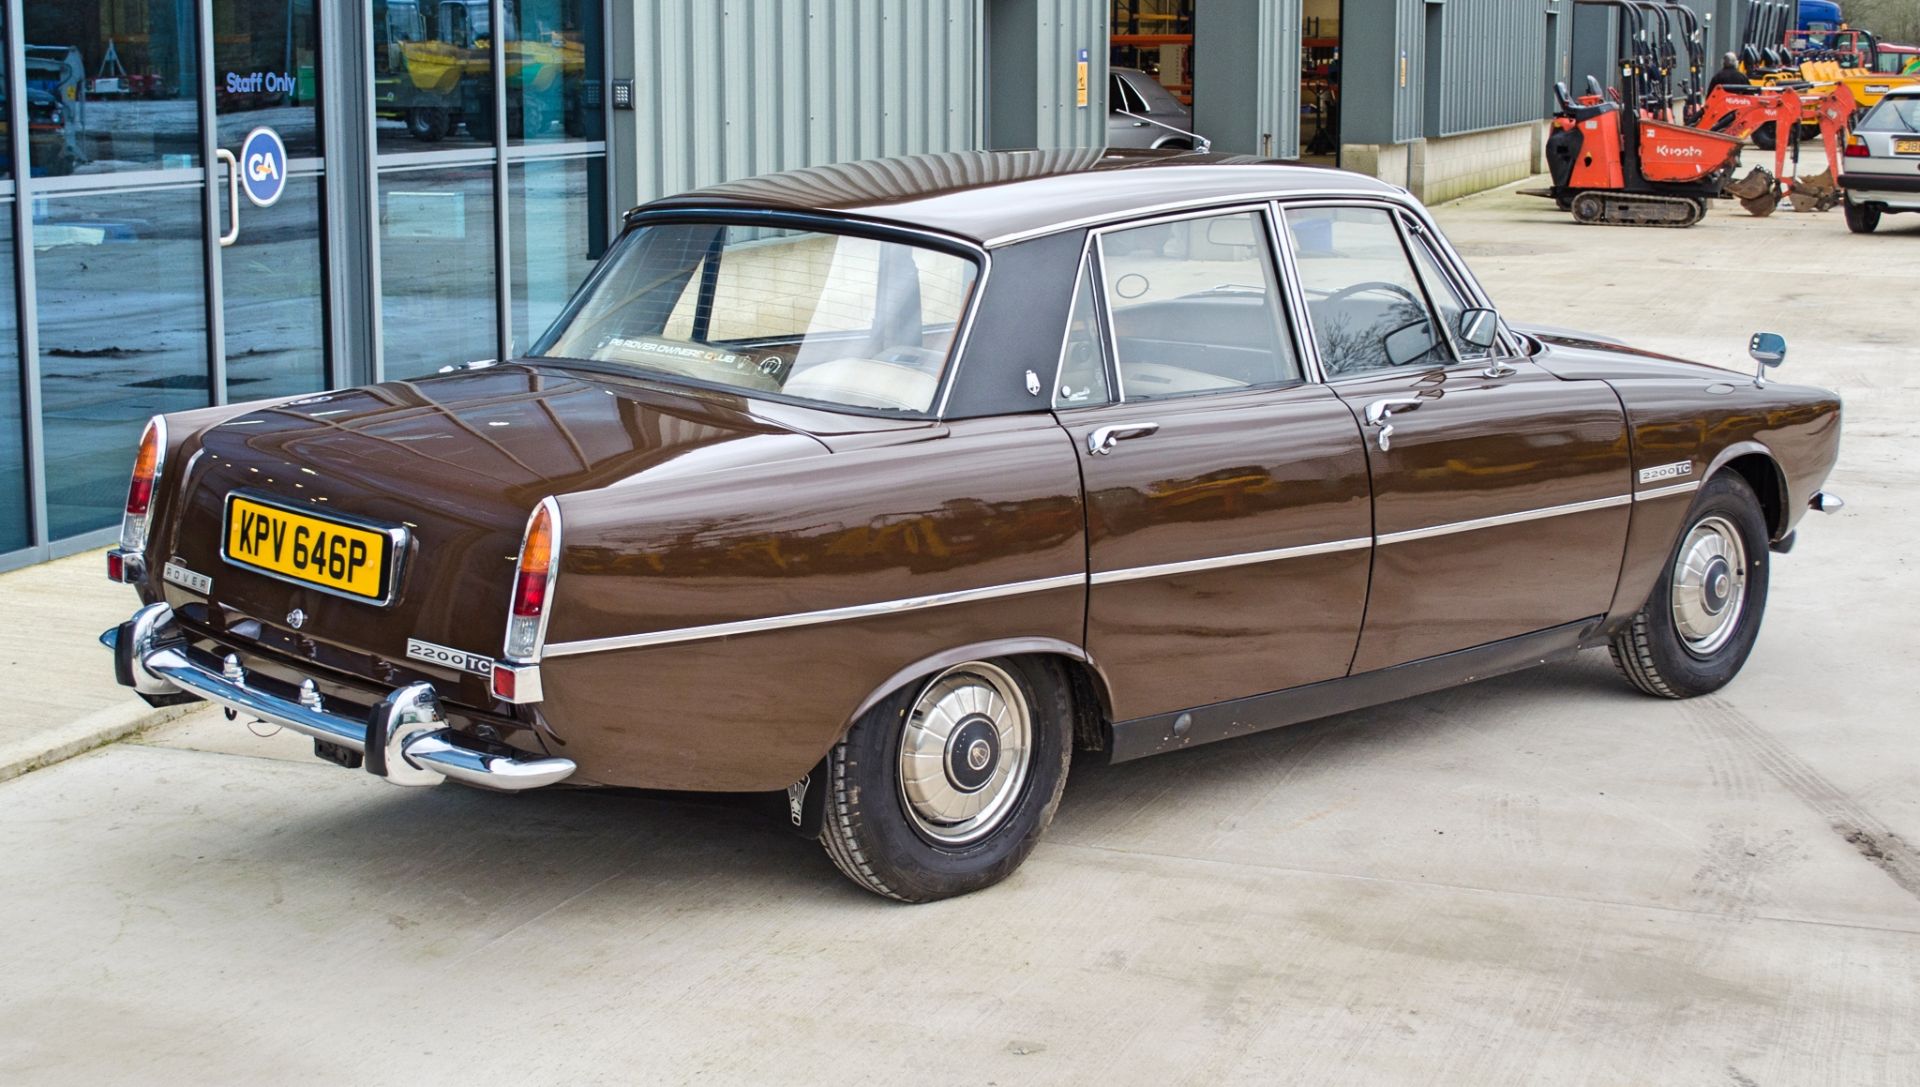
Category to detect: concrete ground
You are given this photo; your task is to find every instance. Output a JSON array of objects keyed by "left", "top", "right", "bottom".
[{"left": 2, "top": 167, "right": 1916, "bottom": 1085}]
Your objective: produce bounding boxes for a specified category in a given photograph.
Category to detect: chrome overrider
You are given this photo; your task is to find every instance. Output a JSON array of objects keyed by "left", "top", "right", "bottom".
[{"left": 101, "top": 601, "right": 576, "bottom": 791}]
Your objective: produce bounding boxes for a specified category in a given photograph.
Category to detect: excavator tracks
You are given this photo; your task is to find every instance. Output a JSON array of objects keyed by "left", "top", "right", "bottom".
[{"left": 1568, "top": 191, "right": 1708, "bottom": 228}]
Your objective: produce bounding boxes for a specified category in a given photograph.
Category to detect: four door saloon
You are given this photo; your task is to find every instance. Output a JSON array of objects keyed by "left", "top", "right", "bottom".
[{"left": 101, "top": 150, "right": 1843, "bottom": 901}]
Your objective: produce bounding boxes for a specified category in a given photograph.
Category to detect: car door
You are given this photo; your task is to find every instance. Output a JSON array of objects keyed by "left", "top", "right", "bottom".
[
  {"left": 1052, "top": 208, "right": 1374, "bottom": 723},
  {"left": 1279, "top": 202, "right": 1632, "bottom": 673}
]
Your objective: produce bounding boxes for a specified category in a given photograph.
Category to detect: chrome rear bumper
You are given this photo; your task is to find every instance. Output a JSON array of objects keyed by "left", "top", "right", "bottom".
[{"left": 103, "top": 602, "right": 575, "bottom": 792}]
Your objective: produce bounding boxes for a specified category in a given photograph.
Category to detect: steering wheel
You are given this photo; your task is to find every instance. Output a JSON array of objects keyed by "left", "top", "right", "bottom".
[{"left": 1320, "top": 280, "right": 1424, "bottom": 306}]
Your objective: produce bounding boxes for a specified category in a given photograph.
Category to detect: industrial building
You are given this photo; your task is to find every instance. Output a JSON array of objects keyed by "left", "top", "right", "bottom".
[{"left": 2, "top": 0, "right": 1668, "bottom": 570}]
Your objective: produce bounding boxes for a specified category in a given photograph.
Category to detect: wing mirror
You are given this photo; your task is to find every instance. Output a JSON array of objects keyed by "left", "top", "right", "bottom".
[
  {"left": 1205, "top": 216, "right": 1257, "bottom": 249},
  {"left": 1457, "top": 308, "right": 1501, "bottom": 350},
  {"left": 1748, "top": 331, "right": 1786, "bottom": 386}
]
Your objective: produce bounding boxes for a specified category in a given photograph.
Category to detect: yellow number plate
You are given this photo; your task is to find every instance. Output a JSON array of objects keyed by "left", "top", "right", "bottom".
[
  {"left": 1896, "top": 138, "right": 1920, "bottom": 155},
  {"left": 222, "top": 494, "right": 402, "bottom": 603}
]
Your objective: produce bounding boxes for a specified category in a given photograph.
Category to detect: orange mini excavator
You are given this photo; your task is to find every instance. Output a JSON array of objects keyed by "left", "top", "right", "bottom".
[
  {"left": 1535, "top": 80, "right": 1746, "bottom": 226},
  {"left": 1695, "top": 81, "right": 1855, "bottom": 215}
]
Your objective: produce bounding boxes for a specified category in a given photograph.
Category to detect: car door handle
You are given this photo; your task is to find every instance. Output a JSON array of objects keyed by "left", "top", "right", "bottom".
[
  {"left": 1363, "top": 398, "right": 1423, "bottom": 452},
  {"left": 1088, "top": 422, "right": 1160, "bottom": 455}
]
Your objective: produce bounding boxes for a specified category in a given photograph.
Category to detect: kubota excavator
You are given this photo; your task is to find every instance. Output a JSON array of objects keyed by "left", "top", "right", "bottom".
[{"left": 1697, "top": 81, "right": 1855, "bottom": 214}]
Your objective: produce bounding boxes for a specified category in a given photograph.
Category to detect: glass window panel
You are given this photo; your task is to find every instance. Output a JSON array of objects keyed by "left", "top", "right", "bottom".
[
  {"left": 34, "top": 187, "right": 209, "bottom": 538},
  {"left": 1, "top": 6, "right": 10, "bottom": 183},
  {"left": 379, "top": 163, "right": 496, "bottom": 377},
  {"left": 224, "top": 171, "right": 328, "bottom": 398},
  {"left": 212, "top": 0, "right": 321, "bottom": 159},
  {"left": 0, "top": 200, "right": 27, "bottom": 552},
  {"left": 1053, "top": 265, "right": 1111, "bottom": 408},
  {"left": 509, "top": 0, "right": 603, "bottom": 144},
  {"left": 372, "top": 0, "right": 497, "bottom": 153},
  {"left": 508, "top": 154, "right": 605, "bottom": 354},
  {"left": 24, "top": 4, "right": 200, "bottom": 175},
  {"left": 1098, "top": 211, "right": 1299, "bottom": 400},
  {"left": 1284, "top": 206, "right": 1449, "bottom": 377}
]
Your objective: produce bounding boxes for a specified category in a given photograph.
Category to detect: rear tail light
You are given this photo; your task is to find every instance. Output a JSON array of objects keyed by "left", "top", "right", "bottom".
[
  {"left": 503, "top": 498, "right": 561, "bottom": 663},
  {"left": 118, "top": 416, "right": 166, "bottom": 555},
  {"left": 1844, "top": 135, "right": 1868, "bottom": 158}
]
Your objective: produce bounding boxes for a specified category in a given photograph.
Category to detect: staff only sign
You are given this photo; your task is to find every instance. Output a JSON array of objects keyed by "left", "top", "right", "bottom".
[{"left": 240, "top": 127, "right": 287, "bottom": 208}]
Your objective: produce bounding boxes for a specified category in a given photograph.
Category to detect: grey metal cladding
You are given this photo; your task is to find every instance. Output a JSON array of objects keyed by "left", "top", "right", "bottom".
[{"left": 1427, "top": 0, "right": 1577, "bottom": 138}]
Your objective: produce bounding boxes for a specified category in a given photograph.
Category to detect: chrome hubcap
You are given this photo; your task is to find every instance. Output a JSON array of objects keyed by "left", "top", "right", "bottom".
[
  {"left": 897, "top": 662, "right": 1031, "bottom": 846},
  {"left": 1671, "top": 514, "right": 1748, "bottom": 657}
]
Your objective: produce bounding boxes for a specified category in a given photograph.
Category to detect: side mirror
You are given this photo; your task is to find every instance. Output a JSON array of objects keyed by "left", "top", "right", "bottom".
[
  {"left": 1748, "top": 330, "right": 1786, "bottom": 386},
  {"left": 1204, "top": 216, "right": 1256, "bottom": 249},
  {"left": 1457, "top": 307, "right": 1500, "bottom": 350},
  {"left": 1383, "top": 319, "right": 1438, "bottom": 367}
]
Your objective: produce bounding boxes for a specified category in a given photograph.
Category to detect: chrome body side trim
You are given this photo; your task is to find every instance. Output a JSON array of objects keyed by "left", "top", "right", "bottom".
[
  {"left": 1090, "top": 537, "right": 1371, "bottom": 585},
  {"left": 1376, "top": 494, "right": 1632, "bottom": 546},
  {"left": 543, "top": 573, "right": 1086, "bottom": 657},
  {"left": 1635, "top": 481, "right": 1703, "bottom": 502}
]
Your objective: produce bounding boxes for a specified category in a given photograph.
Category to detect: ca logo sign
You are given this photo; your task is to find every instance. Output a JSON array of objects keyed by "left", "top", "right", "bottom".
[{"left": 239, "top": 127, "right": 288, "bottom": 208}]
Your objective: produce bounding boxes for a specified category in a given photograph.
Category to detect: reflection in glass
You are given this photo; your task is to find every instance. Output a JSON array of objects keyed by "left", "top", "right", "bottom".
[
  {"left": 1, "top": 202, "right": 27, "bottom": 552},
  {"left": 34, "top": 188, "right": 208, "bottom": 538},
  {"left": 508, "top": 0, "right": 602, "bottom": 144},
  {"left": 509, "top": 155, "right": 605, "bottom": 353},
  {"left": 212, "top": 0, "right": 321, "bottom": 158},
  {"left": 371, "top": 0, "right": 497, "bottom": 153},
  {"left": 24, "top": 4, "right": 200, "bottom": 175},
  {"left": 379, "top": 164, "right": 496, "bottom": 377},
  {"left": 224, "top": 173, "right": 328, "bottom": 399}
]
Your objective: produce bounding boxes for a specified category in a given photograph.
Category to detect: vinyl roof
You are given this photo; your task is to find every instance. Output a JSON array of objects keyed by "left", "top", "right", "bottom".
[{"left": 636, "top": 149, "right": 1405, "bottom": 247}]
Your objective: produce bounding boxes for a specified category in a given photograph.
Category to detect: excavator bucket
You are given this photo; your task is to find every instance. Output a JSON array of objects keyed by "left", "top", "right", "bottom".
[
  {"left": 1742, "top": 190, "right": 1782, "bottom": 217},
  {"left": 1788, "top": 169, "right": 1841, "bottom": 213},
  {"left": 1724, "top": 166, "right": 1775, "bottom": 201}
]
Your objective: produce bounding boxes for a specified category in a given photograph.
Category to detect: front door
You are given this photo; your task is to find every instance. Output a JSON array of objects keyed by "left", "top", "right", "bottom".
[
  {"left": 1054, "top": 208, "right": 1374, "bottom": 723},
  {"left": 1281, "top": 203, "right": 1631, "bottom": 673},
  {"left": 210, "top": 0, "right": 330, "bottom": 402}
]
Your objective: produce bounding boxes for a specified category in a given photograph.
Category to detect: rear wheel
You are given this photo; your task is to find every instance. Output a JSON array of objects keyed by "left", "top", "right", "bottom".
[
  {"left": 1845, "top": 201, "right": 1882, "bottom": 234},
  {"left": 1610, "top": 473, "right": 1771, "bottom": 698},
  {"left": 818, "top": 658, "right": 1072, "bottom": 902},
  {"left": 1752, "top": 123, "right": 1777, "bottom": 151}
]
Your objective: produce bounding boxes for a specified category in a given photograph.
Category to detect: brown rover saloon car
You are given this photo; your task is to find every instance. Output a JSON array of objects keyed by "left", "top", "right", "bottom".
[{"left": 102, "top": 150, "right": 1843, "bottom": 901}]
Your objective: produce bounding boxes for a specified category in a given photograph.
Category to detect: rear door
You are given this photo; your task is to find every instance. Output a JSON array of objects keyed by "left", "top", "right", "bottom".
[
  {"left": 1279, "top": 202, "right": 1632, "bottom": 673},
  {"left": 1053, "top": 207, "right": 1373, "bottom": 723}
]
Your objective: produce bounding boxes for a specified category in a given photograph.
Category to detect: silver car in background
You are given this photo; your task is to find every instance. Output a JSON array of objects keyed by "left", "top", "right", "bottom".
[
  {"left": 1107, "top": 66, "right": 1205, "bottom": 149},
  {"left": 1841, "top": 86, "right": 1920, "bottom": 233}
]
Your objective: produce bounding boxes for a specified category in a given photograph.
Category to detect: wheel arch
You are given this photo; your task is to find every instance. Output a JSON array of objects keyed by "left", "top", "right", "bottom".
[
  {"left": 841, "top": 638, "right": 1116, "bottom": 753},
  {"left": 1705, "top": 441, "right": 1789, "bottom": 541}
]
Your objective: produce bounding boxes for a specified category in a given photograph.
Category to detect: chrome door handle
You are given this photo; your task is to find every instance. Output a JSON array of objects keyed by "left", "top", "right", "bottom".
[
  {"left": 215, "top": 148, "right": 240, "bottom": 247},
  {"left": 1363, "top": 398, "right": 1422, "bottom": 452},
  {"left": 1480, "top": 360, "right": 1518, "bottom": 379},
  {"left": 1087, "top": 422, "right": 1160, "bottom": 455}
]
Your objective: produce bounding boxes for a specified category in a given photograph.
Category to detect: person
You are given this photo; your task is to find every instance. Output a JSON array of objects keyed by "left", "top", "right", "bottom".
[{"left": 1707, "top": 51, "right": 1748, "bottom": 93}]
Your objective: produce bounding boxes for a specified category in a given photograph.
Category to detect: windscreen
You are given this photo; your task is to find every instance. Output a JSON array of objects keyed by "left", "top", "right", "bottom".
[
  {"left": 1856, "top": 97, "right": 1920, "bottom": 133},
  {"left": 540, "top": 223, "right": 980, "bottom": 414}
]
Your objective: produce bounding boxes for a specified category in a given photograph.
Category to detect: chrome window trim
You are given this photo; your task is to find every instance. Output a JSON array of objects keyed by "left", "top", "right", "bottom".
[
  {"left": 542, "top": 573, "right": 1086, "bottom": 657},
  {"left": 1091, "top": 536, "right": 1371, "bottom": 586},
  {"left": 1376, "top": 494, "right": 1632, "bottom": 546},
  {"left": 1634, "top": 481, "right": 1702, "bottom": 502},
  {"left": 983, "top": 185, "right": 1422, "bottom": 249},
  {"left": 1085, "top": 202, "right": 1304, "bottom": 401}
]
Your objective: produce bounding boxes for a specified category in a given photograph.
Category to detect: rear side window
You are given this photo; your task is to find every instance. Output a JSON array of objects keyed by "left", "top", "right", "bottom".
[
  {"left": 1054, "top": 264, "right": 1113, "bottom": 408},
  {"left": 1095, "top": 210, "right": 1301, "bottom": 401},
  {"left": 1283, "top": 206, "right": 1451, "bottom": 377}
]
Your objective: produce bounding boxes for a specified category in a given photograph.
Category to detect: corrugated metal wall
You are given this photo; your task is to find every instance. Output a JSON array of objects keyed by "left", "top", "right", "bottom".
[
  {"left": 1024, "top": 0, "right": 1109, "bottom": 151},
  {"left": 628, "top": 1, "right": 983, "bottom": 205},
  {"left": 1427, "top": 0, "right": 1573, "bottom": 137}
]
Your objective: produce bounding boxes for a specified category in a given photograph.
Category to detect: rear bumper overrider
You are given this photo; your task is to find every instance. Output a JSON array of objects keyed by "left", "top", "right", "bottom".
[{"left": 101, "top": 601, "right": 575, "bottom": 792}]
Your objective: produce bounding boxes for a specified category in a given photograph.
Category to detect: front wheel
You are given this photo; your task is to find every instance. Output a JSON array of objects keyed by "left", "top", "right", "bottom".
[
  {"left": 819, "top": 658, "right": 1072, "bottom": 902},
  {"left": 1844, "top": 201, "right": 1882, "bottom": 234},
  {"left": 1610, "top": 473, "right": 1771, "bottom": 698}
]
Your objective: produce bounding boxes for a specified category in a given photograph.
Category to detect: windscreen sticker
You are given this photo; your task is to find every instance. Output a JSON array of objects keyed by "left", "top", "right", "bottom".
[{"left": 604, "top": 336, "right": 756, "bottom": 371}]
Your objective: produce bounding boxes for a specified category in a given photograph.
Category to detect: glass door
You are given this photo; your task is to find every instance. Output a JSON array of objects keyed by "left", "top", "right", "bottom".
[{"left": 210, "top": 0, "right": 327, "bottom": 401}]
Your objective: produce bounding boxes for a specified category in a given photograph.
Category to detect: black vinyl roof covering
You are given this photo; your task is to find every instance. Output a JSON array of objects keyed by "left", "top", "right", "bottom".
[{"left": 634, "top": 149, "right": 1403, "bottom": 247}]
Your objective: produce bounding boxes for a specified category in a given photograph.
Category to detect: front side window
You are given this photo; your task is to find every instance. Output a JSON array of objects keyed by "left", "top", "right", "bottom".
[
  {"left": 540, "top": 223, "right": 979, "bottom": 414},
  {"left": 1402, "top": 226, "right": 1492, "bottom": 361},
  {"left": 1283, "top": 206, "right": 1451, "bottom": 378},
  {"left": 1096, "top": 211, "right": 1301, "bottom": 400}
]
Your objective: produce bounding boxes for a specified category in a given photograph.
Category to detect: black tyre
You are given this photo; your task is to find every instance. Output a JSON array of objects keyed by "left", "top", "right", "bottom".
[
  {"left": 1752, "top": 123, "right": 1776, "bottom": 151},
  {"left": 1844, "top": 201, "right": 1881, "bottom": 234},
  {"left": 1610, "top": 473, "right": 1771, "bottom": 699},
  {"left": 819, "top": 658, "right": 1072, "bottom": 902},
  {"left": 407, "top": 107, "right": 449, "bottom": 142}
]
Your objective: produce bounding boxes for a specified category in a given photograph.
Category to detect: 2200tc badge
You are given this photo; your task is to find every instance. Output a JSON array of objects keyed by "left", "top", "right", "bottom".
[{"left": 221, "top": 493, "right": 404, "bottom": 604}]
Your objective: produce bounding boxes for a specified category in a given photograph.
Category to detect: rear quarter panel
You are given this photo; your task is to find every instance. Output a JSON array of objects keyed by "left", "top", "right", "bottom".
[{"left": 536, "top": 414, "right": 1087, "bottom": 790}]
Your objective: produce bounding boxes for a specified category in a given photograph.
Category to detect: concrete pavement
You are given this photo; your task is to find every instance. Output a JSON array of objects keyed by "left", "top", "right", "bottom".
[{"left": 1, "top": 164, "right": 1916, "bottom": 1084}]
